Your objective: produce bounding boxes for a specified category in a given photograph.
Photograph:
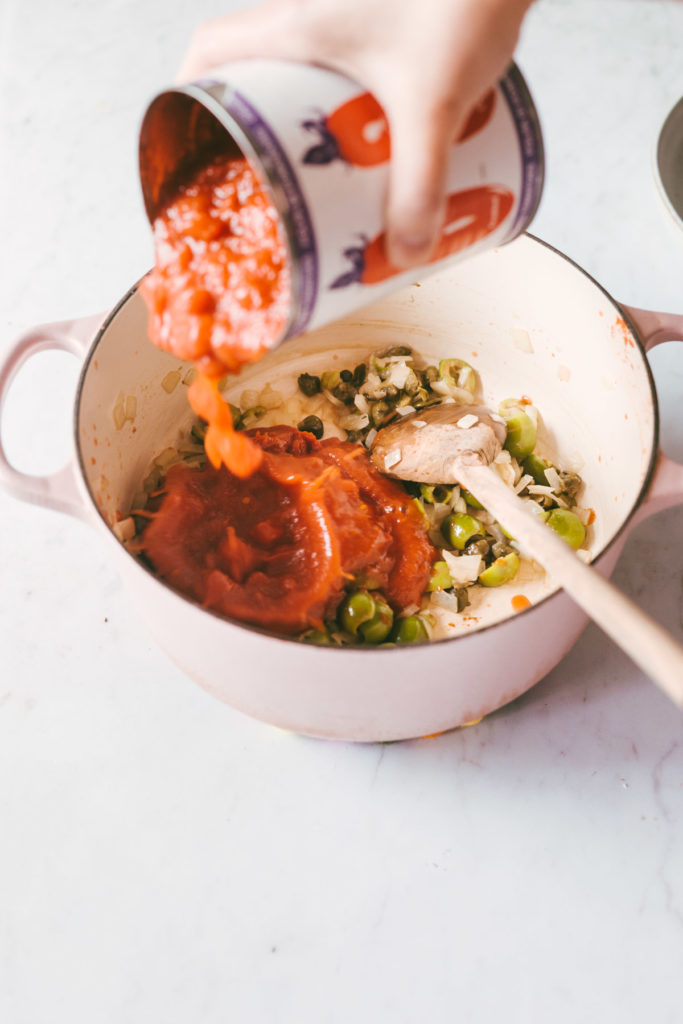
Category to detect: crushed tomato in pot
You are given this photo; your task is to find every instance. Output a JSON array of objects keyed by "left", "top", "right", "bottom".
[
  {"left": 140, "top": 154, "right": 291, "bottom": 477},
  {"left": 139, "top": 426, "right": 437, "bottom": 635}
]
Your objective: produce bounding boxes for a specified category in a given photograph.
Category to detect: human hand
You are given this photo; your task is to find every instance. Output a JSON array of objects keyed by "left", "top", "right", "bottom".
[{"left": 178, "top": 0, "right": 535, "bottom": 267}]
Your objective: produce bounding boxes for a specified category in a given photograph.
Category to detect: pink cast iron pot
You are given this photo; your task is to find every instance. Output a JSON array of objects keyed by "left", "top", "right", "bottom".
[{"left": 1, "top": 234, "right": 682, "bottom": 742}]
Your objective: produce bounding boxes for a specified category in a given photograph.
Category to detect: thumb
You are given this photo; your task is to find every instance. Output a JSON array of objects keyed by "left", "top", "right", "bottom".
[{"left": 383, "top": 92, "right": 463, "bottom": 269}]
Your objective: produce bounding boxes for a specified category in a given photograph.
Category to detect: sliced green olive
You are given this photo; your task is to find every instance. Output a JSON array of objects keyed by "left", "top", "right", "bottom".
[
  {"left": 546, "top": 509, "right": 586, "bottom": 549},
  {"left": 393, "top": 615, "right": 430, "bottom": 644},
  {"left": 478, "top": 551, "right": 520, "bottom": 587},
  {"left": 359, "top": 595, "right": 394, "bottom": 644},
  {"left": 241, "top": 405, "right": 266, "bottom": 428},
  {"left": 427, "top": 561, "right": 453, "bottom": 592},
  {"left": 442, "top": 512, "right": 484, "bottom": 550},
  {"left": 499, "top": 402, "right": 537, "bottom": 460},
  {"left": 420, "top": 483, "right": 453, "bottom": 505},
  {"left": 301, "top": 628, "right": 334, "bottom": 646},
  {"left": 338, "top": 589, "right": 375, "bottom": 635},
  {"left": 462, "top": 489, "right": 484, "bottom": 510},
  {"left": 438, "top": 358, "right": 477, "bottom": 394},
  {"left": 411, "top": 498, "right": 431, "bottom": 529},
  {"left": 523, "top": 453, "right": 550, "bottom": 485},
  {"left": 321, "top": 370, "right": 341, "bottom": 391}
]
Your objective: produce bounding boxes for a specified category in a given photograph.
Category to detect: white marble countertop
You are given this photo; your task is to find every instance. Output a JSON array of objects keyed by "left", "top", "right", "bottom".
[{"left": 1, "top": 1, "right": 682, "bottom": 1021}]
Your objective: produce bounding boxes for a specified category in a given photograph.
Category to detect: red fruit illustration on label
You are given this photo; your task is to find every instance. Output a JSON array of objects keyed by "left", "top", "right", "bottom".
[
  {"left": 304, "top": 89, "right": 496, "bottom": 167},
  {"left": 330, "top": 185, "right": 514, "bottom": 288},
  {"left": 456, "top": 89, "right": 496, "bottom": 143},
  {"left": 303, "top": 92, "right": 391, "bottom": 167}
]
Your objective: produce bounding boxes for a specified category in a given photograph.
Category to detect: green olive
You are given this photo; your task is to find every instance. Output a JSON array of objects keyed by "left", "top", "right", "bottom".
[
  {"left": 359, "top": 595, "right": 394, "bottom": 644},
  {"left": 478, "top": 551, "right": 520, "bottom": 587},
  {"left": 321, "top": 370, "right": 341, "bottom": 391},
  {"left": 420, "top": 483, "right": 453, "bottom": 505},
  {"left": 427, "top": 561, "right": 453, "bottom": 592},
  {"left": 393, "top": 615, "right": 430, "bottom": 644},
  {"left": 442, "top": 512, "right": 484, "bottom": 550},
  {"left": 523, "top": 453, "right": 550, "bottom": 485},
  {"left": 546, "top": 509, "right": 586, "bottom": 549},
  {"left": 499, "top": 402, "right": 537, "bottom": 460},
  {"left": 302, "top": 628, "right": 334, "bottom": 646},
  {"left": 438, "top": 358, "right": 477, "bottom": 393},
  {"left": 411, "top": 498, "right": 431, "bottom": 529},
  {"left": 462, "top": 489, "right": 484, "bottom": 510},
  {"left": 338, "top": 589, "right": 375, "bottom": 635}
]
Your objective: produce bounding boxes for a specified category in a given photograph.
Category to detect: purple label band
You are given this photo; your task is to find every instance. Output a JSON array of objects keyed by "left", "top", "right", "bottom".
[
  {"left": 500, "top": 64, "right": 545, "bottom": 242},
  {"left": 224, "top": 90, "right": 319, "bottom": 338}
]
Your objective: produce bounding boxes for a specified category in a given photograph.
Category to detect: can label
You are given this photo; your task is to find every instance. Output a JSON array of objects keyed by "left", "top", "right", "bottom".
[{"left": 193, "top": 59, "right": 544, "bottom": 339}]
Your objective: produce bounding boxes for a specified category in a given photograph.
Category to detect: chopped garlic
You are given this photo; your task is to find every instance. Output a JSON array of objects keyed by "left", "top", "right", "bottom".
[
  {"left": 161, "top": 370, "right": 181, "bottom": 393},
  {"left": 412, "top": 419, "right": 427, "bottom": 428},
  {"left": 113, "top": 517, "right": 136, "bottom": 543},
  {"left": 396, "top": 405, "right": 416, "bottom": 416},
  {"left": 384, "top": 448, "right": 402, "bottom": 469},
  {"left": 441, "top": 550, "right": 483, "bottom": 585},
  {"left": 456, "top": 414, "right": 478, "bottom": 429},
  {"left": 512, "top": 328, "right": 534, "bottom": 353}
]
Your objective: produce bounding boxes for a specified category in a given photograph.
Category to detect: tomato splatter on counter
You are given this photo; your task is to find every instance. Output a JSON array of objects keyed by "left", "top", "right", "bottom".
[
  {"left": 141, "top": 154, "right": 291, "bottom": 476},
  {"left": 139, "top": 426, "right": 437, "bottom": 635}
]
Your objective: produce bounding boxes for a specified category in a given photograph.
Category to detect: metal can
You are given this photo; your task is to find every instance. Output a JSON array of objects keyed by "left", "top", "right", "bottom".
[{"left": 139, "top": 59, "right": 544, "bottom": 342}]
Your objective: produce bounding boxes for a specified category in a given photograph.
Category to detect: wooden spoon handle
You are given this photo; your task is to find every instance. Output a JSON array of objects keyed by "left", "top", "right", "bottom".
[{"left": 459, "top": 463, "right": 683, "bottom": 708}]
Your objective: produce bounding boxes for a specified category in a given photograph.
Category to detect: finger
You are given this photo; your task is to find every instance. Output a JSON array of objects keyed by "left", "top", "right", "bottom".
[
  {"left": 381, "top": 90, "right": 465, "bottom": 269},
  {"left": 176, "top": 4, "right": 314, "bottom": 83}
]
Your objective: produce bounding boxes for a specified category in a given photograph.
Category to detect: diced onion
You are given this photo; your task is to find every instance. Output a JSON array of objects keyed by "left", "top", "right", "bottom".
[{"left": 161, "top": 370, "right": 181, "bottom": 393}]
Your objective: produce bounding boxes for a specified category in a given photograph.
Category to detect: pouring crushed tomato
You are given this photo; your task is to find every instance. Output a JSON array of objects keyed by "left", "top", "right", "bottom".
[
  {"left": 141, "top": 154, "right": 290, "bottom": 477},
  {"left": 139, "top": 426, "right": 436, "bottom": 634}
]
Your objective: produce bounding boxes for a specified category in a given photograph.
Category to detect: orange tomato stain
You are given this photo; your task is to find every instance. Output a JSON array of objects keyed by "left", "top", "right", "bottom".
[{"left": 511, "top": 594, "right": 531, "bottom": 612}]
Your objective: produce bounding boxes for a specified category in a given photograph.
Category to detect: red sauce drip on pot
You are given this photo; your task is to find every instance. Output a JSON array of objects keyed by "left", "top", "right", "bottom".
[{"left": 140, "top": 426, "right": 437, "bottom": 635}]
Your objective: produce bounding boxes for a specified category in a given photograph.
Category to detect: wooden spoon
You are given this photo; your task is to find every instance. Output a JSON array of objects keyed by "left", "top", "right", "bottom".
[{"left": 371, "top": 403, "right": 683, "bottom": 708}]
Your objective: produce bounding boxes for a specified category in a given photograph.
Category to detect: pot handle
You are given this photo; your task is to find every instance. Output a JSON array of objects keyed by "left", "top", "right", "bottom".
[
  {"left": 0, "top": 313, "right": 105, "bottom": 520},
  {"left": 621, "top": 303, "right": 683, "bottom": 519}
]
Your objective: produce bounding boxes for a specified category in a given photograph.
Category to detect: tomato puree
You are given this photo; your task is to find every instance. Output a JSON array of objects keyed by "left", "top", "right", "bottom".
[
  {"left": 140, "top": 426, "right": 437, "bottom": 635},
  {"left": 141, "top": 154, "right": 290, "bottom": 378}
]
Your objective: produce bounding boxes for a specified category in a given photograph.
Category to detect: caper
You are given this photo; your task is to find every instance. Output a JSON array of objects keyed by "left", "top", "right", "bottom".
[
  {"left": 297, "top": 415, "right": 324, "bottom": 439},
  {"left": 490, "top": 539, "right": 513, "bottom": 559},
  {"left": 546, "top": 508, "right": 586, "bottom": 549},
  {"left": 438, "top": 357, "right": 477, "bottom": 394},
  {"left": 352, "top": 363, "right": 367, "bottom": 387},
  {"left": 523, "top": 453, "right": 550, "bottom": 485},
  {"left": 558, "top": 470, "right": 583, "bottom": 503},
  {"left": 498, "top": 400, "right": 537, "bottom": 460},
  {"left": 427, "top": 561, "right": 453, "bottom": 592},
  {"left": 393, "top": 615, "right": 429, "bottom": 644},
  {"left": 412, "top": 387, "right": 430, "bottom": 407},
  {"left": 464, "top": 538, "right": 489, "bottom": 558},
  {"left": 421, "top": 365, "right": 439, "bottom": 387},
  {"left": 332, "top": 381, "right": 357, "bottom": 405},
  {"left": 454, "top": 588, "right": 470, "bottom": 612},
  {"left": 380, "top": 345, "right": 412, "bottom": 357},
  {"left": 442, "top": 512, "right": 484, "bottom": 550},
  {"left": 370, "top": 400, "right": 394, "bottom": 428},
  {"left": 297, "top": 372, "right": 321, "bottom": 397},
  {"left": 340, "top": 369, "right": 353, "bottom": 382},
  {"left": 478, "top": 551, "right": 520, "bottom": 587},
  {"left": 229, "top": 404, "right": 243, "bottom": 430}
]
